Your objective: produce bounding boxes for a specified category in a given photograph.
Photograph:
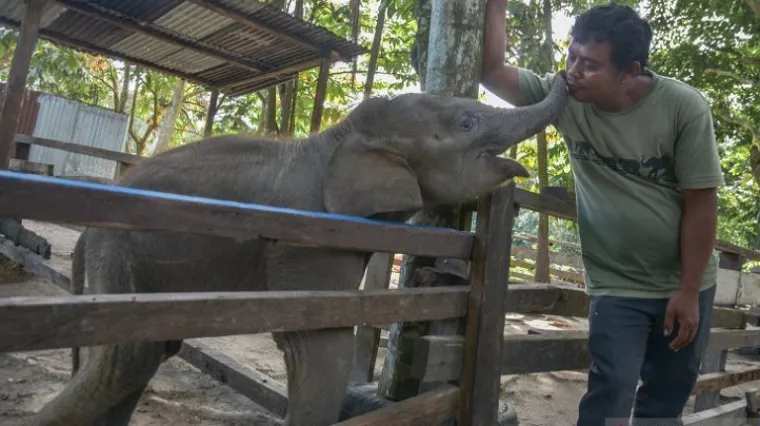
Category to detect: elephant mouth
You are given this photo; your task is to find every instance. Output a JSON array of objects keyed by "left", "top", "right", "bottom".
[{"left": 479, "top": 148, "right": 530, "bottom": 177}]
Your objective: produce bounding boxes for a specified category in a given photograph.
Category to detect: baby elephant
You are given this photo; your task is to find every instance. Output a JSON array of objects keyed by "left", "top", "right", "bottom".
[{"left": 31, "top": 75, "right": 568, "bottom": 426}]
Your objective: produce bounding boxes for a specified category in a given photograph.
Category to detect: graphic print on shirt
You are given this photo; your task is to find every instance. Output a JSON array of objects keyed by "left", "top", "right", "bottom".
[{"left": 569, "top": 139, "right": 677, "bottom": 187}]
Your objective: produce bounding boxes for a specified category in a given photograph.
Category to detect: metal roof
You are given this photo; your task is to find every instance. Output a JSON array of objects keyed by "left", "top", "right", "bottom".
[{"left": 0, "top": 0, "right": 366, "bottom": 97}]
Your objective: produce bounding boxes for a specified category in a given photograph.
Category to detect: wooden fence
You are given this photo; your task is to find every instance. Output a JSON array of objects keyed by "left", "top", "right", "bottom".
[{"left": 2, "top": 134, "right": 760, "bottom": 425}]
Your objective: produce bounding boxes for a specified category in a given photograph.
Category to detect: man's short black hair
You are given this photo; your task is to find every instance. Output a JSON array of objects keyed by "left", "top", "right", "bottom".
[{"left": 570, "top": 2, "right": 653, "bottom": 71}]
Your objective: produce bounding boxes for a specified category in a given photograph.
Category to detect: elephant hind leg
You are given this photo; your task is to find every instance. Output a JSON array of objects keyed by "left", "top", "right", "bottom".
[
  {"left": 30, "top": 341, "right": 166, "bottom": 426},
  {"left": 275, "top": 327, "right": 355, "bottom": 426}
]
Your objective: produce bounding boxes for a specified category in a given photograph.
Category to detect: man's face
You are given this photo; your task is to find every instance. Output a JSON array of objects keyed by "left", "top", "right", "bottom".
[{"left": 564, "top": 40, "right": 629, "bottom": 103}]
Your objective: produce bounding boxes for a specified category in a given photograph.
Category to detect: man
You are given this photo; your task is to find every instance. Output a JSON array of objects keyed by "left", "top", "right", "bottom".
[{"left": 481, "top": 2, "right": 725, "bottom": 425}]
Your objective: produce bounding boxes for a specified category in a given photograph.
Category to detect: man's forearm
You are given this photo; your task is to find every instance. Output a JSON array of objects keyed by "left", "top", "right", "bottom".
[
  {"left": 679, "top": 188, "right": 718, "bottom": 292},
  {"left": 482, "top": 0, "right": 509, "bottom": 78}
]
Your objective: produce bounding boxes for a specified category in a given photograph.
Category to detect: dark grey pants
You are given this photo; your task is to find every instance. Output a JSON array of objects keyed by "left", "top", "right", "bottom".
[{"left": 576, "top": 285, "right": 717, "bottom": 426}]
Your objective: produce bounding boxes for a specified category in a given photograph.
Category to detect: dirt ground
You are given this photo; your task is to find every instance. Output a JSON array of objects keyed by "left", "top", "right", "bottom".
[{"left": 1, "top": 221, "right": 760, "bottom": 426}]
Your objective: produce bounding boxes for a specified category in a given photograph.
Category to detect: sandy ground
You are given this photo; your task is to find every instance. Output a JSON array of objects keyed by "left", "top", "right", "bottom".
[{"left": 1, "top": 221, "right": 760, "bottom": 426}]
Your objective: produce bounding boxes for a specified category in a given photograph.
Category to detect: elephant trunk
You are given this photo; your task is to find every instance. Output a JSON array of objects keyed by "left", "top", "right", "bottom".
[{"left": 489, "top": 74, "right": 569, "bottom": 149}]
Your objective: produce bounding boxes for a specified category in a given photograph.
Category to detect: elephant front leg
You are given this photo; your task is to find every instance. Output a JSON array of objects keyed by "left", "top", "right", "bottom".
[
  {"left": 274, "top": 328, "right": 355, "bottom": 426},
  {"left": 265, "top": 246, "right": 367, "bottom": 425}
]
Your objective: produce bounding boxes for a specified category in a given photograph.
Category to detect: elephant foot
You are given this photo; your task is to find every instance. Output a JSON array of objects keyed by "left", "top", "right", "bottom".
[
  {"left": 339, "top": 383, "right": 518, "bottom": 426},
  {"left": 498, "top": 399, "right": 520, "bottom": 426},
  {"left": 339, "top": 382, "right": 393, "bottom": 420}
]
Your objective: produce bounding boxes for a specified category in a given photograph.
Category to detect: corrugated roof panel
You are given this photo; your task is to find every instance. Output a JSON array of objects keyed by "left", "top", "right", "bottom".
[
  {"left": 93, "top": 0, "right": 181, "bottom": 23},
  {"left": 110, "top": 33, "right": 183, "bottom": 66},
  {"left": 46, "top": 10, "right": 133, "bottom": 48},
  {"left": 0, "top": 0, "right": 364, "bottom": 96},
  {"left": 160, "top": 48, "right": 227, "bottom": 74},
  {"left": 154, "top": 1, "right": 236, "bottom": 40},
  {"left": 0, "top": 2, "right": 88, "bottom": 34},
  {"left": 0, "top": 0, "right": 27, "bottom": 22}
]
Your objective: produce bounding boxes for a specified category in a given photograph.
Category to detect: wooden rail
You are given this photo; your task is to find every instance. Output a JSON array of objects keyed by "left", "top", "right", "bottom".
[
  {"left": 0, "top": 170, "right": 473, "bottom": 258},
  {"left": 0, "top": 287, "right": 469, "bottom": 353},
  {"left": 0, "top": 168, "right": 511, "bottom": 425},
  {"left": 411, "top": 329, "right": 760, "bottom": 392},
  {"left": 14, "top": 133, "right": 142, "bottom": 165},
  {"left": 513, "top": 187, "right": 760, "bottom": 263}
]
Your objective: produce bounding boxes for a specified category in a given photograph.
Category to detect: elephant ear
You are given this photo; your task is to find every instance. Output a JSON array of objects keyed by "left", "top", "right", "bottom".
[{"left": 323, "top": 134, "right": 423, "bottom": 218}]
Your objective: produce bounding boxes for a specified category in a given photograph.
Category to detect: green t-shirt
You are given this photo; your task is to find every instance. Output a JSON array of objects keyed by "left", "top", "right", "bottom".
[{"left": 517, "top": 68, "right": 725, "bottom": 298}]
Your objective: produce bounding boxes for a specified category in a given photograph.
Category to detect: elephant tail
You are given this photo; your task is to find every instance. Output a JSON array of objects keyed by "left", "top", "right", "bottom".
[{"left": 70, "top": 230, "right": 87, "bottom": 377}]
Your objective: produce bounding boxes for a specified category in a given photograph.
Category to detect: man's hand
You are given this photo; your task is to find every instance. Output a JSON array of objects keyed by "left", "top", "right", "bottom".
[
  {"left": 666, "top": 187, "right": 717, "bottom": 352},
  {"left": 664, "top": 287, "right": 700, "bottom": 351}
]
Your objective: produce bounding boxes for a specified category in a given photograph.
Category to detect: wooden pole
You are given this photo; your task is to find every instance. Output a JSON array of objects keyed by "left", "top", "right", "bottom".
[
  {"left": 458, "top": 183, "right": 516, "bottom": 426},
  {"left": 310, "top": 57, "right": 330, "bottom": 133},
  {"left": 0, "top": 0, "right": 48, "bottom": 169},
  {"left": 534, "top": 131, "right": 551, "bottom": 283}
]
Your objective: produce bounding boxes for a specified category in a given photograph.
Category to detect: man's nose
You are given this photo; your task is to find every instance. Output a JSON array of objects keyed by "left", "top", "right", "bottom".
[{"left": 567, "top": 62, "right": 581, "bottom": 80}]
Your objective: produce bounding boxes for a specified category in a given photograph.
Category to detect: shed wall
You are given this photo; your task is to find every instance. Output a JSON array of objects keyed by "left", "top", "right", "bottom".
[{"left": 28, "top": 94, "right": 129, "bottom": 179}]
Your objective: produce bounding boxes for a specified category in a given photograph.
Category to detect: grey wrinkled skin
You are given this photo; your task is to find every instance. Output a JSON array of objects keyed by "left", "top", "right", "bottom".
[{"left": 32, "top": 75, "right": 568, "bottom": 426}]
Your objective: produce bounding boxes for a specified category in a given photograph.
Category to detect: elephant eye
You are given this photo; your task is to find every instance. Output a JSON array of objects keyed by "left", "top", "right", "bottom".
[{"left": 460, "top": 116, "right": 477, "bottom": 132}]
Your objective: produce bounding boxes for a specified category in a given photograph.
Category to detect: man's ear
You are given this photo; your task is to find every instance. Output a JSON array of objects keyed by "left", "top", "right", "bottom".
[{"left": 323, "top": 134, "right": 423, "bottom": 218}]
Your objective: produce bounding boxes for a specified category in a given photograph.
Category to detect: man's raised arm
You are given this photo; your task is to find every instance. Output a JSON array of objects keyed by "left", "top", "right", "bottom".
[{"left": 481, "top": 0, "right": 526, "bottom": 106}]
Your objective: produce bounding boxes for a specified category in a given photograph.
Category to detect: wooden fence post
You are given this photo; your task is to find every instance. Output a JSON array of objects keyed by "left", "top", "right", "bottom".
[
  {"left": 350, "top": 252, "right": 394, "bottom": 384},
  {"left": 695, "top": 251, "right": 747, "bottom": 412},
  {"left": 0, "top": 0, "right": 48, "bottom": 169},
  {"left": 458, "top": 182, "right": 517, "bottom": 426}
]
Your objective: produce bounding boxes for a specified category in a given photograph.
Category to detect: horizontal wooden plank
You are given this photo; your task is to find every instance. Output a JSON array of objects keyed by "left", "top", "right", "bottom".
[
  {"left": 696, "top": 367, "right": 760, "bottom": 395},
  {"left": 506, "top": 284, "right": 746, "bottom": 329},
  {"left": 0, "top": 236, "right": 70, "bottom": 292},
  {"left": 0, "top": 287, "right": 469, "bottom": 353},
  {"left": 514, "top": 188, "right": 576, "bottom": 221},
  {"left": 708, "top": 329, "right": 760, "bottom": 352},
  {"left": 9, "top": 158, "right": 53, "bottom": 175},
  {"left": 178, "top": 339, "right": 288, "bottom": 417},
  {"left": 332, "top": 384, "right": 460, "bottom": 426},
  {"left": 717, "top": 240, "right": 760, "bottom": 262},
  {"left": 0, "top": 170, "right": 474, "bottom": 258},
  {"left": 15, "top": 133, "right": 143, "bottom": 165},
  {"left": 503, "top": 284, "right": 562, "bottom": 313},
  {"left": 412, "top": 328, "right": 760, "bottom": 382},
  {"left": 681, "top": 399, "right": 747, "bottom": 426},
  {"left": 514, "top": 189, "right": 760, "bottom": 262},
  {"left": 502, "top": 332, "right": 590, "bottom": 375}
]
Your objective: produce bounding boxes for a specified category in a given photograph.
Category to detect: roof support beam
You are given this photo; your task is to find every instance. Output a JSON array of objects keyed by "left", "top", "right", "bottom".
[
  {"left": 54, "top": 0, "right": 273, "bottom": 73},
  {"left": 184, "top": 0, "right": 344, "bottom": 60},
  {"left": 0, "top": 0, "right": 49, "bottom": 169},
  {"left": 220, "top": 57, "right": 330, "bottom": 96}
]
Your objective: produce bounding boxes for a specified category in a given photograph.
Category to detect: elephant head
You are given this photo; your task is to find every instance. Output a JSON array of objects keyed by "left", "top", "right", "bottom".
[{"left": 322, "top": 73, "right": 569, "bottom": 218}]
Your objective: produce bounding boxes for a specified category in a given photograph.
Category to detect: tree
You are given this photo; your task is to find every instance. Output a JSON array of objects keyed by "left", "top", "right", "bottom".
[
  {"left": 377, "top": 0, "right": 488, "bottom": 403},
  {"left": 646, "top": 0, "right": 760, "bottom": 250}
]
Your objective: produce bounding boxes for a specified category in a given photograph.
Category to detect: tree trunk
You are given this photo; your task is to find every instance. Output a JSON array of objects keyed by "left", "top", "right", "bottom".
[
  {"left": 363, "top": 0, "right": 389, "bottom": 100},
  {"left": 203, "top": 88, "right": 219, "bottom": 138},
  {"left": 153, "top": 79, "right": 185, "bottom": 155},
  {"left": 746, "top": 0, "right": 760, "bottom": 17},
  {"left": 279, "top": 0, "right": 303, "bottom": 136},
  {"left": 350, "top": 0, "right": 361, "bottom": 87},
  {"left": 751, "top": 144, "right": 760, "bottom": 189},
  {"left": 118, "top": 63, "right": 131, "bottom": 114},
  {"left": 377, "top": 0, "right": 486, "bottom": 402},
  {"left": 409, "top": 0, "right": 432, "bottom": 90},
  {"left": 265, "top": 86, "right": 278, "bottom": 135}
]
